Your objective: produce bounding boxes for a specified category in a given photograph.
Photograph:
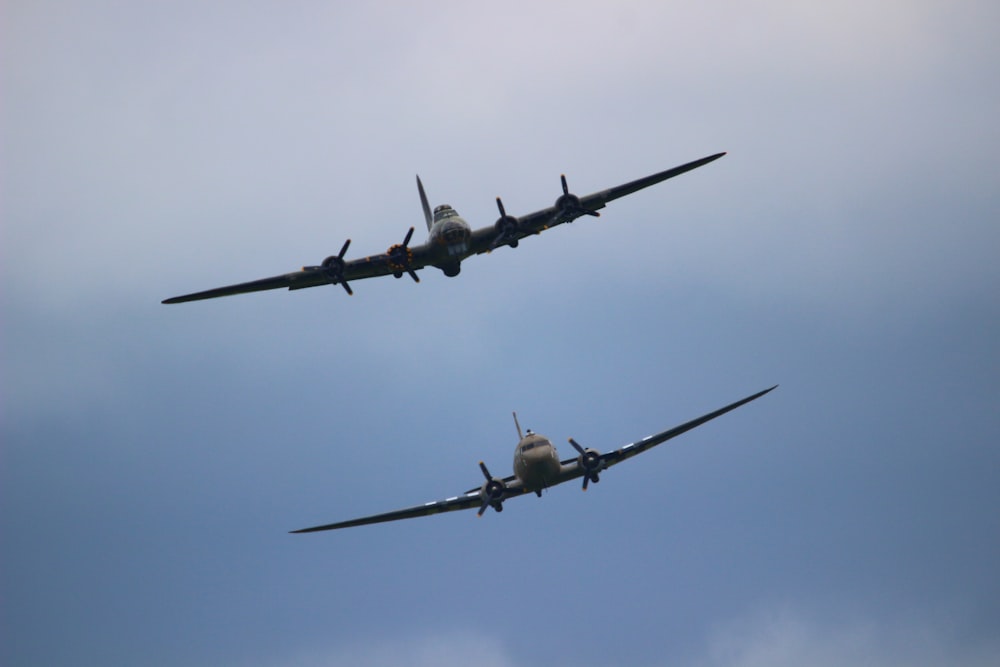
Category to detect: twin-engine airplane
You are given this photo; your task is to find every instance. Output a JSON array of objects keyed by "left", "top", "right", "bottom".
[
  {"left": 291, "top": 384, "right": 775, "bottom": 533},
  {"left": 163, "top": 152, "right": 725, "bottom": 304}
]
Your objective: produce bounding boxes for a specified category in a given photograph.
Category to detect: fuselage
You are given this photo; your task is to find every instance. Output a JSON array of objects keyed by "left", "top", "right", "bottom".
[
  {"left": 427, "top": 204, "right": 472, "bottom": 275},
  {"left": 512, "top": 431, "right": 562, "bottom": 491}
]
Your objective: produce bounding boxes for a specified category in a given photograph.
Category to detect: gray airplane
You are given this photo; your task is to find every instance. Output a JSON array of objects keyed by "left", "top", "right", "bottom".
[
  {"left": 163, "top": 152, "right": 725, "bottom": 303},
  {"left": 291, "top": 385, "right": 775, "bottom": 533}
]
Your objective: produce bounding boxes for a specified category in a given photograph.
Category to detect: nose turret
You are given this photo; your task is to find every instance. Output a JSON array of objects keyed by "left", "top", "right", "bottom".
[{"left": 433, "top": 204, "right": 459, "bottom": 223}]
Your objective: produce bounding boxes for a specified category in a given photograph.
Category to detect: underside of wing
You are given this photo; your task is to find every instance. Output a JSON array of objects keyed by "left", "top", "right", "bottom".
[
  {"left": 161, "top": 270, "right": 324, "bottom": 304},
  {"left": 162, "top": 243, "right": 435, "bottom": 304},
  {"left": 549, "top": 385, "right": 776, "bottom": 493},
  {"left": 290, "top": 492, "right": 484, "bottom": 533},
  {"left": 578, "top": 152, "right": 726, "bottom": 211},
  {"left": 291, "top": 476, "right": 529, "bottom": 533},
  {"left": 595, "top": 385, "right": 777, "bottom": 470},
  {"left": 468, "top": 152, "right": 726, "bottom": 255}
]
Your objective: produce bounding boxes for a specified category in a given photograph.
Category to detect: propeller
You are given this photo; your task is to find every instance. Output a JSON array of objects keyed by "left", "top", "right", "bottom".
[
  {"left": 319, "top": 239, "right": 353, "bottom": 295},
  {"left": 555, "top": 174, "right": 601, "bottom": 221},
  {"left": 490, "top": 196, "right": 521, "bottom": 250},
  {"left": 568, "top": 437, "right": 602, "bottom": 491},
  {"left": 477, "top": 461, "right": 506, "bottom": 516},
  {"left": 386, "top": 226, "right": 420, "bottom": 282}
]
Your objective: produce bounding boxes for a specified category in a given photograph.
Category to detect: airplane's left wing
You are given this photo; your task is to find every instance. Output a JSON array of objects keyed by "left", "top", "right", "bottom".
[
  {"left": 290, "top": 473, "right": 528, "bottom": 533},
  {"left": 468, "top": 152, "right": 726, "bottom": 254}
]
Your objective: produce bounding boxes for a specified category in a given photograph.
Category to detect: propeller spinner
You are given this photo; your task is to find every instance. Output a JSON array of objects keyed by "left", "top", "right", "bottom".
[
  {"left": 568, "top": 437, "right": 602, "bottom": 491},
  {"left": 477, "top": 461, "right": 506, "bottom": 516},
  {"left": 319, "top": 239, "right": 353, "bottom": 295},
  {"left": 490, "top": 197, "right": 521, "bottom": 250},
  {"left": 555, "top": 174, "right": 601, "bottom": 220},
  {"left": 386, "top": 227, "right": 420, "bottom": 282}
]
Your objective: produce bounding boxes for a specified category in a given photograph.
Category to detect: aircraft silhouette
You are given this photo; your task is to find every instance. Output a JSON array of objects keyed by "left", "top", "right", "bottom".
[
  {"left": 292, "top": 385, "right": 775, "bottom": 533},
  {"left": 163, "top": 152, "right": 725, "bottom": 303}
]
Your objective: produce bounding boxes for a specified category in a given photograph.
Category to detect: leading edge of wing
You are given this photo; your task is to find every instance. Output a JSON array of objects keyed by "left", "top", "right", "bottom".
[
  {"left": 290, "top": 492, "right": 483, "bottom": 533},
  {"left": 559, "top": 385, "right": 777, "bottom": 471},
  {"left": 468, "top": 152, "right": 727, "bottom": 255},
  {"left": 292, "top": 479, "right": 531, "bottom": 533},
  {"left": 581, "top": 152, "right": 726, "bottom": 210},
  {"left": 161, "top": 273, "right": 309, "bottom": 304}
]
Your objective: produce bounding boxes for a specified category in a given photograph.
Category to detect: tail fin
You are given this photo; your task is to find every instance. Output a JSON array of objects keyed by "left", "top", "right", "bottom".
[{"left": 416, "top": 176, "right": 433, "bottom": 231}]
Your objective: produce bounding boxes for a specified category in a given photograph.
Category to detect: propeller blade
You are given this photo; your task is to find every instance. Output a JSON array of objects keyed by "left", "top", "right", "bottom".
[
  {"left": 402, "top": 226, "right": 414, "bottom": 248},
  {"left": 561, "top": 174, "right": 569, "bottom": 195},
  {"left": 568, "top": 437, "right": 585, "bottom": 456},
  {"left": 582, "top": 475, "right": 590, "bottom": 491},
  {"left": 479, "top": 461, "right": 492, "bottom": 481},
  {"left": 477, "top": 501, "right": 489, "bottom": 517},
  {"left": 338, "top": 238, "right": 351, "bottom": 259},
  {"left": 496, "top": 197, "right": 507, "bottom": 217},
  {"left": 417, "top": 176, "right": 433, "bottom": 230},
  {"left": 340, "top": 280, "right": 353, "bottom": 296}
]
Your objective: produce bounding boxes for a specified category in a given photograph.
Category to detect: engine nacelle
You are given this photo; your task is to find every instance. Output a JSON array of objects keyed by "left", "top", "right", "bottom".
[
  {"left": 480, "top": 477, "right": 506, "bottom": 506},
  {"left": 554, "top": 174, "right": 599, "bottom": 220},
  {"left": 568, "top": 437, "right": 603, "bottom": 490},
  {"left": 493, "top": 215, "right": 521, "bottom": 248},
  {"left": 321, "top": 254, "right": 345, "bottom": 274},
  {"left": 555, "top": 192, "right": 582, "bottom": 216}
]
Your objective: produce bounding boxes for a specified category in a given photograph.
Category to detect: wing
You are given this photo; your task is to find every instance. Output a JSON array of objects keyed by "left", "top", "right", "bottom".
[
  {"left": 468, "top": 152, "right": 726, "bottom": 254},
  {"left": 162, "top": 240, "right": 435, "bottom": 304},
  {"left": 555, "top": 385, "right": 777, "bottom": 484},
  {"left": 290, "top": 475, "right": 528, "bottom": 533}
]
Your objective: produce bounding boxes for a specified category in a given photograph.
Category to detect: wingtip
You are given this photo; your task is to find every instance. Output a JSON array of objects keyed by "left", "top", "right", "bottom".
[{"left": 753, "top": 384, "right": 779, "bottom": 400}]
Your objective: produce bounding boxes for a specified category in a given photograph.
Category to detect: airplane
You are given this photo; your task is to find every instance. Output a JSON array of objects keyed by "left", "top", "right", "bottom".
[
  {"left": 163, "top": 152, "right": 725, "bottom": 304},
  {"left": 291, "top": 384, "right": 775, "bottom": 533}
]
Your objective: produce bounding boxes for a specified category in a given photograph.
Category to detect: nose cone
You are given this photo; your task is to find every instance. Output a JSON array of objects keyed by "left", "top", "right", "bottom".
[
  {"left": 433, "top": 217, "right": 471, "bottom": 258},
  {"left": 515, "top": 435, "right": 561, "bottom": 490},
  {"left": 439, "top": 219, "right": 470, "bottom": 243}
]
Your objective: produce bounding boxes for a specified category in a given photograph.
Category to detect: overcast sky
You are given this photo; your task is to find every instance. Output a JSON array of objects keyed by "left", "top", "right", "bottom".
[{"left": 3, "top": 2, "right": 999, "bottom": 666}]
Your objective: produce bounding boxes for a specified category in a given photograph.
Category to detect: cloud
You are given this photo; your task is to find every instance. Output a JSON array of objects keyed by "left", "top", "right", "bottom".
[
  {"left": 693, "top": 606, "right": 1000, "bottom": 667},
  {"left": 258, "top": 631, "right": 516, "bottom": 667}
]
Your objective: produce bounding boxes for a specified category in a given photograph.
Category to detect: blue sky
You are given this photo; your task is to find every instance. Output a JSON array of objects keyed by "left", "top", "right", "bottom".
[{"left": 3, "top": 2, "right": 999, "bottom": 666}]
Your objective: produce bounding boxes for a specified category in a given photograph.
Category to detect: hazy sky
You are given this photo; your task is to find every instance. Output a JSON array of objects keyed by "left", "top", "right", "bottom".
[{"left": 3, "top": 2, "right": 999, "bottom": 666}]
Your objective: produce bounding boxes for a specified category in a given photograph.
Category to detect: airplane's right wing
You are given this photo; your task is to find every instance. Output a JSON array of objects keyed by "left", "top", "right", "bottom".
[
  {"left": 162, "top": 268, "right": 329, "bottom": 304},
  {"left": 289, "top": 491, "right": 485, "bottom": 533},
  {"left": 290, "top": 470, "right": 527, "bottom": 533},
  {"left": 162, "top": 231, "right": 435, "bottom": 304}
]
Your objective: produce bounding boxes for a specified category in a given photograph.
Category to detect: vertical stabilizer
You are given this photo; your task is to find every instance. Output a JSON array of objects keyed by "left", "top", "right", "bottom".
[
  {"left": 512, "top": 412, "right": 524, "bottom": 440},
  {"left": 416, "top": 176, "right": 433, "bottom": 231}
]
